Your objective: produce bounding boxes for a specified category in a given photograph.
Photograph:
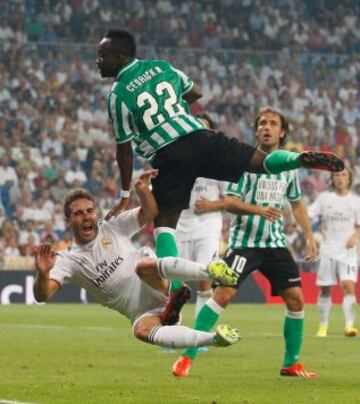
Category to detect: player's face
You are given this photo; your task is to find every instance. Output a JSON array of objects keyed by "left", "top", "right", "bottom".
[
  {"left": 332, "top": 169, "right": 351, "bottom": 192},
  {"left": 67, "top": 198, "right": 99, "bottom": 244},
  {"left": 256, "top": 112, "right": 285, "bottom": 150},
  {"left": 97, "top": 38, "right": 122, "bottom": 78}
]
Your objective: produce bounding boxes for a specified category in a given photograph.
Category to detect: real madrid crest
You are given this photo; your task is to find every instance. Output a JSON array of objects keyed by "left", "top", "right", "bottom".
[{"left": 101, "top": 236, "right": 112, "bottom": 248}]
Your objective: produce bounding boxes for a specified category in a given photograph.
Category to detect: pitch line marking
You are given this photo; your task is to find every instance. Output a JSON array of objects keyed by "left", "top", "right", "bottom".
[
  {"left": 0, "top": 400, "right": 37, "bottom": 404},
  {"left": 1, "top": 324, "right": 114, "bottom": 332}
]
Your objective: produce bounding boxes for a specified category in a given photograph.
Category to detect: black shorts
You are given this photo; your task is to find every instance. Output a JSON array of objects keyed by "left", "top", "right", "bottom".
[
  {"left": 223, "top": 248, "right": 301, "bottom": 296},
  {"left": 151, "top": 130, "right": 256, "bottom": 213}
]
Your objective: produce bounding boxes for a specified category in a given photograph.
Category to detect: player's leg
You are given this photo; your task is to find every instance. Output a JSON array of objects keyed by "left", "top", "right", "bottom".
[
  {"left": 198, "top": 132, "right": 344, "bottom": 183},
  {"left": 154, "top": 215, "right": 182, "bottom": 292},
  {"left": 340, "top": 280, "right": 358, "bottom": 337},
  {"left": 280, "top": 287, "right": 306, "bottom": 368},
  {"left": 136, "top": 257, "right": 239, "bottom": 287},
  {"left": 173, "top": 249, "right": 255, "bottom": 377},
  {"left": 316, "top": 256, "right": 336, "bottom": 336},
  {"left": 317, "top": 286, "right": 332, "bottom": 337},
  {"left": 261, "top": 149, "right": 344, "bottom": 174},
  {"left": 133, "top": 315, "right": 240, "bottom": 349},
  {"left": 193, "top": 236, "right": 219, "bottom": 317},
  {"left": 263, "top": 249, "right": 317, "bottom": 378},
  {"left": 172, "top": 285, "right": 237, "bottom": 377}
]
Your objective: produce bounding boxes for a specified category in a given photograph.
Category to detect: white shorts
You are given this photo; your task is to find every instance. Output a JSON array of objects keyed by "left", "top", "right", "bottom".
[
  {"left": 316, "top": 250, "right": 358, "bottom": 286},
  {"left": 178, "top": 236, "right": 219, "bottom": 266},
  {"left": 129, "top": 281, "right": 169, "bottom": 326},
  {"left": 112, "top": 247, "right": 169, "bottom": 325}
]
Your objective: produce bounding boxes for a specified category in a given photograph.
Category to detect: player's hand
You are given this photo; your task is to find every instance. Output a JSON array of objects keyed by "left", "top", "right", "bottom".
[
  {"left": 259, "top": 206, "right": 282, "bottom": 222},
  {"left": 135, "top": 169, "right": 158, "bottom": 193},
  {"left": 34, "top": 244, "right": 56, "bottom": 274},
  {"left": 105, "top": 198, "right": 131, "bottom": 221},
  {"left": 304, "top": 236, "right": 318, "bottom": 262},
  {"left": 194, "top": 197, "right": 213, "bottom": 214},
  {"left": 346, "top": 234, "right": 358, "bottom": 249}
]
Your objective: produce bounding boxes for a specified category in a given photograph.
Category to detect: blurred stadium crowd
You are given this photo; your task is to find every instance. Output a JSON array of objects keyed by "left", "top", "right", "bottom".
[{"left": 0, "top": 0, "right": 359, "bottom": 268}]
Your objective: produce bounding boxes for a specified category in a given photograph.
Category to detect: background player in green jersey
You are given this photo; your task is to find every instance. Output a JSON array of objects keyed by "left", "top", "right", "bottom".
[
  {"left": 96, "top": 29, "right": 342, "bottom": 295},
  {"left": 173, "top": 108, "right": 318, "bottom": 378}
]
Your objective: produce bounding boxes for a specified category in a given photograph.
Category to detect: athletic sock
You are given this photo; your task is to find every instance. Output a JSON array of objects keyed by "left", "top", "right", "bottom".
[
  {"left": 158, "top": 257, "right": 210, "bottom": 281},
  {"left": 283, "top": 309, "right": 304, "bottom": 367},
  {"left": 148, "top": 325, "right": 215, "bottom": 349},
  {"left": 343, "top": 294, "right": 356, "bottom": 329},
  {"left": 318, "top": 295, "right": 332, "bottom": 327},
  {"left": 264, "top": 150, "right": 301, "bottom": 174},
  {"left": 181, "top": 298, "right": 224, "bottom": 360},
  {"left": 154, "top": 227, "right": 182, "bottom": 291},
  {"left": 195, "top": 289, "right": 213, "bottom": 318}
]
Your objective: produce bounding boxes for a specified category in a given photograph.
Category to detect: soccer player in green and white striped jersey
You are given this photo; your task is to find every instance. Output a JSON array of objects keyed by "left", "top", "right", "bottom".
[
  {"left": 173, "top": 108, "right": 319, "bottom": 378},
  {"left": 97, "top": 29, "right": 343, "bottom": 318}
]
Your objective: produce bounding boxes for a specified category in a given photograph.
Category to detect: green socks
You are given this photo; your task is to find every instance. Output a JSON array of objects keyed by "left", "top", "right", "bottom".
[
  {"left": 182, "top": 298, "right": 224, "bottom": 360},
  {"left": 264, "top": 150, "right": 301, "bottom": 174},
  {"left": 283, "top": 310, "right": 304, "bottom": 367},
  {"left": 154, "top": 227, "right": 182, "bottom": 292}
]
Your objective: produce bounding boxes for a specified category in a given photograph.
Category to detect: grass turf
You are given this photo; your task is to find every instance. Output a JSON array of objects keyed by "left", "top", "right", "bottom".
[{"left": 0, "top": 303, "right": 359, "bottom": 404}]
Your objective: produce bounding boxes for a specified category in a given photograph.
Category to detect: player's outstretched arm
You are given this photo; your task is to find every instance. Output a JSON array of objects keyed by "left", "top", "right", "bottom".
[
  {"left": 105, "top": 142, "right": 134, "bottom": 220},
  {"left": 33, "top": 244, "right": 60, "bottom": 302},
  {"left": 136, "top": 169, "right": 159, "bottom": 226}
]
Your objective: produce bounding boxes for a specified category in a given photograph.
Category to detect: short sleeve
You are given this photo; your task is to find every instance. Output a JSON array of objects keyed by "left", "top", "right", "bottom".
[
  {"left": 106, "top": 207, "right": 141, "bottom": 237},
  {"left": 49, "top": 252, "right": 74, "bottom": 286},
  {"left": 286, "top": 170, "right": 302, "bottom": 201},
  {"left": 108, "top": 91, "right": 134, "bottom": 144},
  {"left": 226, "top": 174, "right": 247, "bottom": 199},
  {"left": 169, "top": 64, "right": 194, "bottom": 94}
]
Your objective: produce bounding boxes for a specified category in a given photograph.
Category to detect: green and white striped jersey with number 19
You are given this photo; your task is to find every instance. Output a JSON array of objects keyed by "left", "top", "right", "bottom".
[
  {"left": 226, "top": 170, "right": 302, "bottom": 249},
  {"left": 107, "top": 58, "right": 206, "bottom": 159}
]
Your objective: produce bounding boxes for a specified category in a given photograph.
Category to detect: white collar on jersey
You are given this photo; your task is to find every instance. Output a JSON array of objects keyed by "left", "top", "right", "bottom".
[
  {"left": 116, "top": 58, "right": 139, "bottom": 80},
  {"left": 71, "top": 236, "right": 97, "bottom": 253}
]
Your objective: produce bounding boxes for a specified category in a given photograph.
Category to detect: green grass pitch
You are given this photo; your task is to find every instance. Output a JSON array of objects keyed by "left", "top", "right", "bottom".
[{"left": 0, "top": 303, "right": 359, "bottom": 404}]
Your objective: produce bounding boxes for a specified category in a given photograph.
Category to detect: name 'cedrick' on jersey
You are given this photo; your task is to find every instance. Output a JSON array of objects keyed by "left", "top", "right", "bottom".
[{"left": 107, "top": 58, "right": 205, "bottom": 159}]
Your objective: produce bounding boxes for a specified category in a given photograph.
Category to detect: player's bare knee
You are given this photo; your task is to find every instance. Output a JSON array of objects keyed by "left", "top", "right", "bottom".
[
  {"left": 135, "top": 258, "right": 158, "bottom": 280},
  {"left": 213, "top": 286, "right": 236, "bottom": 308},
  {"left": 320, "top": 286, "right": 331, "bottom": 297},
  {"left": 133, "top": 321, "right": 151, "bottom": 342}
]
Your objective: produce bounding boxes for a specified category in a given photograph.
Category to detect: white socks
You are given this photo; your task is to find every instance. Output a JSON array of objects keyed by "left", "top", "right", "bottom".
[
  {"left": 343, "top": 294, "right": 356, "bottom": 328},
  {"left": 158, "top": 257, "right": 210, "bottom": 281},
  {"left": 318, "top": 295, "right": 332, "bottom": 327},
  {"left": 148, "top": 325, "right": 215, "bottom": 348}
]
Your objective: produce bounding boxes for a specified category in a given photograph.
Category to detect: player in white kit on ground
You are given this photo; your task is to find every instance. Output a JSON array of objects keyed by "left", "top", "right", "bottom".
[
  {"left": 33, "top": 170, "right": 241, "bottom": 351},
  {"left": 309, "top": 168, "right": 360, "bottom": 337}
]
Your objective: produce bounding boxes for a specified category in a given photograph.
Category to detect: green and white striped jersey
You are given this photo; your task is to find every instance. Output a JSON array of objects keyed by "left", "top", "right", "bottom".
[
  {"left": 107, "top": 58, "right": 205, "bottom": 159},
  {"left": 226, "top": 170, "right": 301, "bottom": 249}
]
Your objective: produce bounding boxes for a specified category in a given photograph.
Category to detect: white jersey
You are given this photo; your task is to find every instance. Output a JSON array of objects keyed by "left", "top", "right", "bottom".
[
  {"left": 309, "top": 191, "right": 360, "bottom": 259},
  {"left": 49, "top": 208, "right": 167, "bottom": 322},
  {"left": 176, "top": 178, "right": 226, "bottom": 241}
]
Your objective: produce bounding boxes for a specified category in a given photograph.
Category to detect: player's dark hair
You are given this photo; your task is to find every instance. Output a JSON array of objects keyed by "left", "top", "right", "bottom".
[
  {"left": 330, "top": 167, "right": 353, "bottom": 190},
  {"left": 196, "top": 112, "right": 216, "bottom": 130},
  {"left": 253, "top": 107, "right": 290, "bottom": 146},
  {"left": 64, "top": 188, "right": 96, "bottom": 218},
  {"left": 104, "top": 29, "right": 136, "bottom": 57}
]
